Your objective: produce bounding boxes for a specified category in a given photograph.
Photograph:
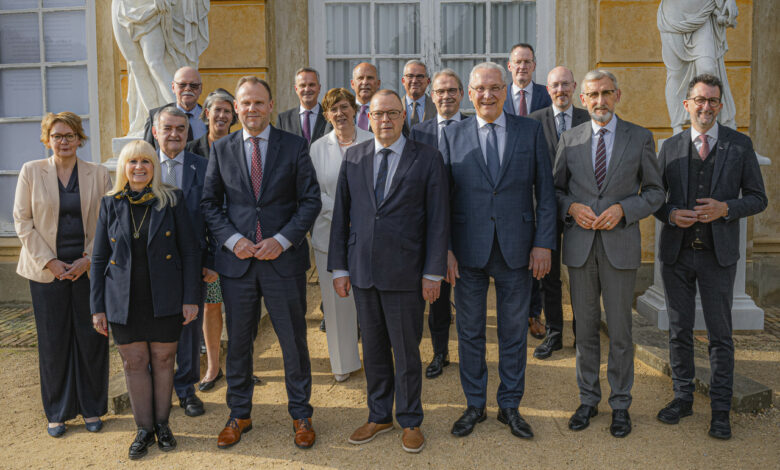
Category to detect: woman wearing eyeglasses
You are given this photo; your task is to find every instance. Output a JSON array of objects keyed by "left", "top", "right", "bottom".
[{"left": 13, "top": 112, "right": 112, "bottom": 437}]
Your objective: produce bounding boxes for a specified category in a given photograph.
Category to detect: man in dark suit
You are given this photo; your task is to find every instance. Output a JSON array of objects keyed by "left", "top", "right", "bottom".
[
  {"left": 143, "top": 66, "right": 207, "bottom": 148},
  {"left": 328, "top": 89, "right": 449, "bottom": 453},
  {"left": 152, "top": 106, "right": 213, "bottom": 418},
  {"left": 276, "top": 67, "right": 332, "bottom": 146},
  {"left": 654, "top": 74, "right": 767, "bottom": 440},
  {"left": 443, "top": 62, "right": 557, "bottom": 439},
  {"left": 528, "top": 66, "right": 590, "bottom": 359},
  {"left": 409, "top": 68, "right": 465, "bottom": 379},
  {"left": 503, "top": 43, "right": 553, "bottom": 340},
  {"left": 351, "top": 63, "right": 381, "bottom": 131},
  {"left": 401, "top": 60, "right": 437, "bottom": 136},
  {"left": 555, "top": 69, "right": 664, "bottom": 438},
  {"left": 201, "top": 76, "right": 321, "bottom": 450}
]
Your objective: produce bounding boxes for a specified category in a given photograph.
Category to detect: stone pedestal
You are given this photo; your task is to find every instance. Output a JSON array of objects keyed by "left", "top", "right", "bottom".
[
  {"left": 636, "top": 147, "right": 770, "bottom": 331},
  {"left": 104, "top": 137, "right": 142, "bottom": 172}
]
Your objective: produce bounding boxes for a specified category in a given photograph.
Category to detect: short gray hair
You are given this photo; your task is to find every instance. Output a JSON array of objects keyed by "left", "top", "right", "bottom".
[
  {"left": 201, "top": 89, "right": 238, "bottom": 126},
  {"left": 404, "top": 59, "right": 428, "bottom": 76},
  {"left": 155, "top": 106, "right": 189, "bottom": 130},
  {"left": 295, "top": 67, "right": 320, "bottom": 83},
  {"left": 469, "top": 62, "right": 507, "bottom": 86},
  {"left": 432, "top": 68, "right": 463, "bottom": 91},
  {"left": 581, "top": 69, "right": 619, "bottom": 93}
]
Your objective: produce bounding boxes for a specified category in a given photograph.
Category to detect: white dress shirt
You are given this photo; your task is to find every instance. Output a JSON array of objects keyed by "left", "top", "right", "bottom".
[
  {"left": 691, "top": 122, "right": 718, "bottom": 155},
  {"left": 436, "top": 112, "right": 463, "bottom": 139},
  {"left": 590, "top": 115, "right": 619, "bottom": 171},
  {"left": 475, "top": 112, "right": 508, "bottom": 164},
  {"left": 224, "top": 125, "right": 292, "bottom": 251},
  {"left": 178, "top": 103, "right": 207, "bottom": 140},
  {"left": 299, "top": 103, "right": 320, "bottom": 138},
  {"left": 158, "top": 149, "right": 184, "bottom": 188},
  {"left": 511, "top": 82, "right": 534, "bottom": 115}
]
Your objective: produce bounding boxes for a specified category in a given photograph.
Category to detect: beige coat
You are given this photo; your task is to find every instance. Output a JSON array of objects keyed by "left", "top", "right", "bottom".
[{"left": 14, "top": 157, "right": 112, "bottom": 283}]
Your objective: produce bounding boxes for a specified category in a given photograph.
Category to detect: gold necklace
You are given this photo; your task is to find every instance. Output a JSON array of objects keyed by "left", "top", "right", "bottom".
[{"left": 130, "top": 205, "right": 150, "bottom": 239}]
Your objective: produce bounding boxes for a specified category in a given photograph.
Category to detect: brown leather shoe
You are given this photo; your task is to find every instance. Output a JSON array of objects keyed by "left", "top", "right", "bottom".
[
  {"left": 217, "top": 417, "right": 252, "bottom": 449},
  {"left": 348, "top": 422, "right": 394, "bottom": 444},
  {"left": 293, "top": 418, "right": 316, "bottom": 449},
  {"left": 402, "top": 427, "right": 425, "bottom": 453},
  {"left": 529, "top": 316, "right": 546, "bottom": 339}
]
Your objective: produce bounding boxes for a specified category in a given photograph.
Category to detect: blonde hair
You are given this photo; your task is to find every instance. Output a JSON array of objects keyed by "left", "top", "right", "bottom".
[
  {"left": 108, "top": 140, "right": 178, "bottom": 209},
  {"left": 40, "top": 111, "right": 88, "bottom": 148}
]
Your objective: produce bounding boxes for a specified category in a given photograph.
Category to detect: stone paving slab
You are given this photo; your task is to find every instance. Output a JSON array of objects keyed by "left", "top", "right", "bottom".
[{"left": 0, "top": 304, "right": 36, "bottom": 348}]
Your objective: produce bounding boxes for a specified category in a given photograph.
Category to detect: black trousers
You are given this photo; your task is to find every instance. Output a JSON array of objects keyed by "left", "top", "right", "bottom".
[
  {"left": 353, "top": 286, "right": 425, "bottom": 428},
  {"left": 427, "top": 280, "right": 451, "bottom": 356},
  {"left": 29, "top": 278, "right": 108, "bottom": 422},
  {"left": 174, "top": 286, "right": 204, "bottom": 399},
  {"left": 662, "top": 248, "right": 737, "bottom": 411},
  {"left": 221, "top": 260, "right": 312, "bottom": 420},
  {"left": 541, "top": 228, "right": 575, "bottom": 339}
]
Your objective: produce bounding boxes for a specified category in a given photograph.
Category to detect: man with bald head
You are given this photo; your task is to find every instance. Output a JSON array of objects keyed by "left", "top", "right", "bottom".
[
  {"left": 144, "top": 66, "right": 207, "bottom": 148},
  {"left": 351, "top": 62, "right": 381, "bottom": 131},
  {"left": 528, "top": 66, "right": 591, "bottom": 359}
]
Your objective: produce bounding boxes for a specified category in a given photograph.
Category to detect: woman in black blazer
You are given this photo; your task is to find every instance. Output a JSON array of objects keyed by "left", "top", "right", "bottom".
[{"left": 90, "top": 140, "right": 200, "bottom": 460}]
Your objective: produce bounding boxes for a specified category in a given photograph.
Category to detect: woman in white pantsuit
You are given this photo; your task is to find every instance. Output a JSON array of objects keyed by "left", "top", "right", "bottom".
[{"left": 310, "top": 88, "right": 373, "bottom": 382}]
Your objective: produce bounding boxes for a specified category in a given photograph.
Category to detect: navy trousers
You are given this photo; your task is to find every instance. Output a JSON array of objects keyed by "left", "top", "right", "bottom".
[
  {"left": 353, "top": 285, "right": 425, "bottom": 428},
  {"left": 174, "top": 284, "right": 204, "bottom": 399},
  {"left": 221, "top": 260, "right": 312, "bottom": 420},
  {"left": 454, "top": 237, "right": 532, "bottom": 409}
]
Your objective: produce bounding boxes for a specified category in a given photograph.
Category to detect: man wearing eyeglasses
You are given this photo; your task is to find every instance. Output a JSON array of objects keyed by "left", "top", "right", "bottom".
[
  {"left": 505, "top": 43, "right": 553, "bottom": 341},
  {"left": 401, "top": 60, "right": 437, "bottom": 136},
  {"left": 653, "top": 74, "right": 766, "bottom": 440},
  {"left": 143, "top": 66, "right": 207, "bottom": 148},
  {"left": 553, "top": 69, "right": 664, "bottom": 438},
  {"left": 409, "top": 68, "right": 465, "bottom": 380},
  {"left": 442, "top": 62, "right": 556, "bottom": 440},
  {"left": 328, "top": 89, "right": 449, "bottom": 453},
  {"left": 528, "top": 66, "right": 591, "bottom": 360}
]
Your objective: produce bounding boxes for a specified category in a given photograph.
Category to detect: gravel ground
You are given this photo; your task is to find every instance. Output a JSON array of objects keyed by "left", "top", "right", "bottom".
[{"left": 1, "top": 287, "right": 778, "bottom": 469}]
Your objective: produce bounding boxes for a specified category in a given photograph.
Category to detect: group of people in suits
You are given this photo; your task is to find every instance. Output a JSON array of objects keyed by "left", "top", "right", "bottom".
[{"left": 12, "top": 39, "right": 766, "bottom": 458}]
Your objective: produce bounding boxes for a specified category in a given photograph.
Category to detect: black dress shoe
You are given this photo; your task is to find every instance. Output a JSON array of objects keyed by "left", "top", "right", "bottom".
[
  {"left": 198, "top": 368, "right": 224, "bottom": 392},
  {"left": 568, "top": 404, "right": 598, "bottom": 431},
  {"left": 451, "top": 406, "right": 486, "bottom": 437},
  {"left": 155, "top": 423, "right": 177, "bottom": 451},
  {"left": 657, "top": 398, "right": 693, "bottom": 424},
  {"left": 610, "top": 409, "right": 632, "bottom": 438},
  {"left": 179, "top": 394, "right": 205, "bottom": 417},
  {"left": 128, "top": 428, "right": 156, "bottom": 460},
  {"left": 497, "top": 408, "right": 533, "bottom": 439},
  {"left": 252, "top": 375, "right": 262, "bottom": 386},
  {"left": 533, "top": 335, "right": 563, "bottom": 359},
  {"left": 708, "top": 411, "right": 731, "bottom": 440},
  {"left": 425, "top": 353, "right": 450, "bottom": 379},
  {"left": 319, "top": 319, "right": 326, "bottom": 332}
]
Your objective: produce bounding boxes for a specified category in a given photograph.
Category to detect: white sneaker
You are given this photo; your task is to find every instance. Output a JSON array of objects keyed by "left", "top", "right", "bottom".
[{"left": 334, "top": 373, "right": 350, "bottom": 382}]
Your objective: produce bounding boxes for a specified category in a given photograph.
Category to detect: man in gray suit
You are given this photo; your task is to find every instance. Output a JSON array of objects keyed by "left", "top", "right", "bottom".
[
  {"left": 554, "top": 69, "right": 663, "bottom": 438},
  {"left": 442, "top": 62, "right": 557, "bottom": 440},
  {"left": 401, "top": 60, "right": 437, "bottom": 135},
  {"left": 654, "top": 74, "right": 767, "bottom": 440},
  {"left": 276, "top": 67, "right": 332, "bottom": 146}
]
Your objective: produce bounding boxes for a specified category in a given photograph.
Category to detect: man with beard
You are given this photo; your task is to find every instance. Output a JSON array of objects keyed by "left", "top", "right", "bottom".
[
  {"left": 529, "top": 66, "right": 590, "bottom": 359},
  {"left": 351, "top": 63, "right": 381, "bottom": 131},
  {"left": 277, "top": 67, "right": 332, "bottom": 146},
  {"left": 554, "top": 69, "right": 663, "bottom": 438},
  {"left": 653, "top": 74, "right": 766, "bottom": 440},
  {"left": 144, "top": 66, "right": 207, "bottom": 148}
]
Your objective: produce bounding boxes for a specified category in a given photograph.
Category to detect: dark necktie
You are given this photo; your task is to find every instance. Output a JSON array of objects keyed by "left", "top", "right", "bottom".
[
  {"left": 410, "top": 101, "right": 420, "bottom": 127},
  {"left": 485, "top": 123, "right": 500, "bottom": 183},
  {"left": 375, "top": 148, "right": 392, "bottom": 205},
  {"left": 302, "top": 110, "right": 312, "bottom": 143},
  {"left": 250, "top": 137, "right": 263, "bottom": 241},
  {"left": 438, "top": 119, "right": 454, "bottom": 148},
  {"left": 556, "top": 113, "right": 566, "bottom": 137},
  {"left": 517, "top": 90, "right": 527, "bottom": 117},
  {"left": 594, "top": 128, "right": 608, "bottom": 189},
  {"left": 698, "top": 134, "right": 710, "bottom": 160}
]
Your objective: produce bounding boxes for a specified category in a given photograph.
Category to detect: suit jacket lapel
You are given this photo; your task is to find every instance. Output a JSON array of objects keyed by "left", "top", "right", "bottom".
[
  {"left": 115, "top": 198, "right": 133, "bottom": 246},
  {"left": 575, "top": 125, "right": 600, "bottom": 191},
  {"left": 42, "top": 157, "right": 60, "bottom": 216},
  {"left": 361, "top": 142, "right": 377, "bottom": 209},
  {"left": 76, "top": 159, "right": 93, "bottom": 238},
  {"left": 423, "top": 95, "right": 436, "bottom": 121},
  {"left": 495, "top": 117, "right": 518, "bottom": 186},
  {"left": 543, "top": 107, "right": 558, "bottom": 147},
  {"left": 599, "top": 119, "right": 629, "bottom": 193},
  {"left": 382, "top": 140, "right": 417, "bottom": 206},
  {"left": 147, "top": 203, "right": 164, "bottom": 243},
  {"left": 231, "top": 131, "right": 253, "bottom": 196},
  {"left": 710, "top": 127, "right": 730, "bottom": 194},
  {"left": 503, "top": 88, "right": 516, "bottom": 115},
  {"left": 181, "top": 153, "right": 197, "bottom": 200},
  {"left": 676, "top": 130, "right": 690, "bottom": 203},
  {"left": 290, "top": 110, "right": 303, "bottom": 136},
  {"left": 465, "top": 119, "right": 493, "bottom": 185},
  {"left": 260, "top": 127, "right": 282, "bottom": 201},
  {"left": 313, "top": 110, "right": 327, "bottom": 139}
]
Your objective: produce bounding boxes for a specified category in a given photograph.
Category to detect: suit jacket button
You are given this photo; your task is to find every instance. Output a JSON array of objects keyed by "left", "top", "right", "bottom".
[
  {"left": 165, "top": 231, "right": 171, "bottom": 237},
  {"left": 111, "top": 237, "right": 116, "bottom": 242},
  {"left": 493, "top": 191, "right": 497, "bottom": 196},
  {"left": 490, "top": 216, "right": 495, "bottom": 221},
  {"left": 375, "top": 216, "right": 380, "bottom": 220},
  {"left": 598, "top": 195, "right": 603, "bottom": 199},
  {"left": 110, "top": 260, "right": 116, "bottom": 265},
  {"left": 166, "top": 254, "right": 172, "bottom": 260}
]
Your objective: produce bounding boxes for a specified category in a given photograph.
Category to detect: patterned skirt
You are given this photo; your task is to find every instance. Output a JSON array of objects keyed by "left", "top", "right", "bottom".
[{"left": 205, "top": 276, "right": 224, "bottom": 304}]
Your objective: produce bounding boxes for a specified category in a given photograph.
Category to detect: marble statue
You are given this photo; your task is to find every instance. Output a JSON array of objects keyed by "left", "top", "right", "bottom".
[
  {"left": 658, "top": 0, "right": 738, "bottom": 134},
  {"left": 112, "top": 0, "right": 210, "bottom": 137}
]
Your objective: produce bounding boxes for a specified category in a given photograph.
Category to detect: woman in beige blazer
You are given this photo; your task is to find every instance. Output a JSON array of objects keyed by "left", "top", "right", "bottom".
[
  {"left": 13, "top": 112, "right": 112, "bottom": 437},
  {"left": 310, "top": 88, "right": 373, "bottom": 382}
]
